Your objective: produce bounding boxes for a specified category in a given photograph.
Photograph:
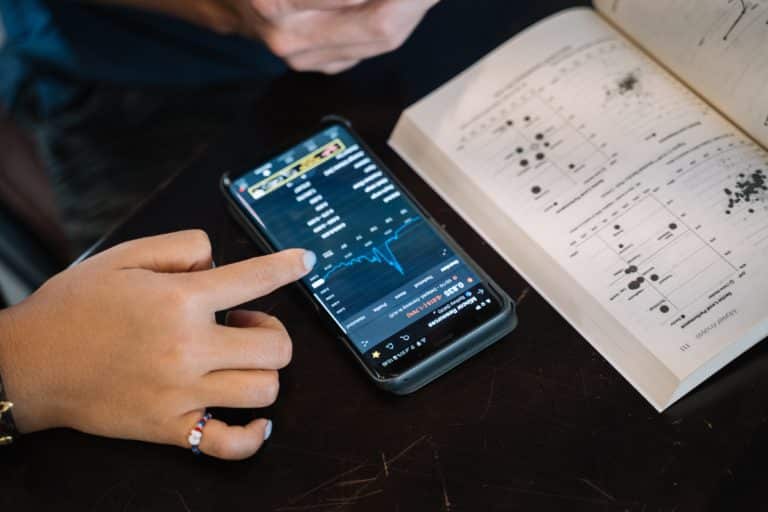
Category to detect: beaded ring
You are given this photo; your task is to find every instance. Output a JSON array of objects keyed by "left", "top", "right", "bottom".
[{"left": 188, "top": 412, "right": 213, "bottom": 455}]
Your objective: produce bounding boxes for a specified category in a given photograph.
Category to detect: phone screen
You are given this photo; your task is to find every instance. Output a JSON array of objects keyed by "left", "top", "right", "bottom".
[{"left": 227, "top": 123, "right": 505, "bottom": 377}]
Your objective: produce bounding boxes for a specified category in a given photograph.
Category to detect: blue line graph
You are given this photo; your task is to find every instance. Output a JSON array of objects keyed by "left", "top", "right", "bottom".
[{"left": 321, "top": 217, "right": 420, "bottom": 281}]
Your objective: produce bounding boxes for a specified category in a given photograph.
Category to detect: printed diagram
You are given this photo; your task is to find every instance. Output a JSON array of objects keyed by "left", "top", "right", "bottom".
[
  {"left": 569, "top": 137, "right": 768, "bottom": 327},
  {"left": 725, "top": 0, "right": 751, "bottom": 41},
  {"left": 602, "top": 0, "right": 768, "bottom": 145},
  {"left": 724, "top": 169, "right": 767, "bottom": 215},
  {"left": 600, "top": 67, "right": 683, "bottom": 136},
  {"left": 698, "top": 0, "right": 768, "bottom": 45},
  {"left": 604, "top": 69, "right": 641, "bottom": 99},
  {"left": 447, "top": 33, "right": 768, "bottom": 333},
  {"left": 453, "top": 95, "right": 614, "bottom": 216},
  {"left": 572, "top": 195, "right": 739, "bottom": 324}
]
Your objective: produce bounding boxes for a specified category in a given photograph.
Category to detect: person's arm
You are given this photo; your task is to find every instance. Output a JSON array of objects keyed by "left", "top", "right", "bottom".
[
  {"left": 83, "top": 0, "right": 440, "bottom": 74},
  {"left": 83, "top": 0, "right": 245, "bottom": 34},
  {"left": 0, "top": 230, "right": 315, "bottom": 459}
]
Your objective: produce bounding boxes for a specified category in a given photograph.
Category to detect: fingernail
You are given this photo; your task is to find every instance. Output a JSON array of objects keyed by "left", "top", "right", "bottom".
[
  {"left": 303, "top": 250, "right": 317, "bottom": 272},
  {"left": 264, "top": 419, "right": 273, "bottom": 441}
]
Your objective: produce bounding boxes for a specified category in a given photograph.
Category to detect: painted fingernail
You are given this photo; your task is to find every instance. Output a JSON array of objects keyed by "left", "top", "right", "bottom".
[
  {"left": 303, "top": 250, "right": 317, "bottom": 272},
  {"left": 264, "top": 420, "right": 273, "bottom": 441}
]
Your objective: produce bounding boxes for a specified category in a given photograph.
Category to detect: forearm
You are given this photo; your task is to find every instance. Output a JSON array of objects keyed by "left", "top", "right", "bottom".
[{"left": 79, "top": 0, "right": 242, "bottom": 34}]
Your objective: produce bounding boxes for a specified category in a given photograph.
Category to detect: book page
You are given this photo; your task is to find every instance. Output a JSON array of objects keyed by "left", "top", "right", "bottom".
[
  {"left": 594, "top": 0, "right": 768, "bottom": 148},
  {"left": 392, "top": 8, "right": 768, "bottom": 382}
]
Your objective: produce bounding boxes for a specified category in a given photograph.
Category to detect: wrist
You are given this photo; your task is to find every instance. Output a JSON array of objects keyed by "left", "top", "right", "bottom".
[
  {"left": 0, "top": 305, "right": 58, "bottom": 434},
  {"left": 0, "top": 308, "right": 21, "bottom": 443}
]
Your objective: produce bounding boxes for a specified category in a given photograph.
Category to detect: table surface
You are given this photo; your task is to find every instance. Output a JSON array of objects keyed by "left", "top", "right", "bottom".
[{"left": 4, "top": 1, "right": 768, "bottom": 510}]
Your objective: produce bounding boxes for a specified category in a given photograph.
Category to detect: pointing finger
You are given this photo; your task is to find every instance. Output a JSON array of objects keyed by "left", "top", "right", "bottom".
[{"left": 187, "top": 249, "right": 315, "bottom": 310}]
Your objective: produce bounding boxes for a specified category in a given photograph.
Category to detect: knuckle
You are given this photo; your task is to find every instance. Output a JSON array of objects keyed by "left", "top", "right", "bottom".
[
  {"left": 273, "top": 332, "right": 293, "bottom": 368},
  {"left": 163, "top": 340, "right": 193, "bottom": 370},
  {"left": 164, "top": 285, "right": 195, "bottom": 312},
  {"left": 285, "top": 56, "right": 314, "bottom": 72},
  {"left": 264, "top": 31, "right": 300, "bottom": 59},
  {"left": 251, "top": 0, "right": 277, "bottom": 17},
  {"left": 245, "top": 262, "right": 273, "bottom": 289},
  {"left": 320, "top": 63, "right": 347, "bottom": 75},
  {"left": 382, "top": 32, "right": 406, "bottom": 52},
  {"left": 207, "top": 435, "right": 238, "bottom": 460},
  {"left": 249, "top": 253, "right": 300, "bottom": 291},
  {"left": 369, "top": 4, "right": 401, "bottom": 41},
  {"left": 263, "top": 312, "right": 285, "bottom": 330},
  {"left": 183, "top": 229, "right": 212, "bottom": 257},
  {"left": 257, "top": 371, "right": 280, "bottom": 405}
]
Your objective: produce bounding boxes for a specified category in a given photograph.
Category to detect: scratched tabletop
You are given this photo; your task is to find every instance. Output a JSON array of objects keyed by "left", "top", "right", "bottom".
[{"left": 3, "top": 1, "right": 768, "bottom": 510}]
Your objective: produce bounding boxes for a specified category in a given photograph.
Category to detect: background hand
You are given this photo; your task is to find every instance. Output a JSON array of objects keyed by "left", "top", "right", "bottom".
[
  {"left": 91, "top": 0, "right": 440, "bottom": 74},
  {"left": 0, "top": 230, "right": 314, "bottom": 460},
  {"left": 244, "top": 0, "right": 442, "bottom": 74}
]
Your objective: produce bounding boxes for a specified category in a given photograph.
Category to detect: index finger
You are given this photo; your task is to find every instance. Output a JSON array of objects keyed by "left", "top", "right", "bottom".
[{"left": 187, "top": 249, "right": 315, "bottom": 310}]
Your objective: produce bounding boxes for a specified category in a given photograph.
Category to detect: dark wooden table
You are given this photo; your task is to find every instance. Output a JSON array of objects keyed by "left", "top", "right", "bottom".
[{"left": 4, "top": 1, "right": 768, "bottom": 510}]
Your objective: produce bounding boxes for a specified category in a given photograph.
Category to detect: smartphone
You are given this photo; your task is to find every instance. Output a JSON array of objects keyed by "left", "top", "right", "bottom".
[{"left": 221, "top": 117, "right": 517, "bottom": 394}]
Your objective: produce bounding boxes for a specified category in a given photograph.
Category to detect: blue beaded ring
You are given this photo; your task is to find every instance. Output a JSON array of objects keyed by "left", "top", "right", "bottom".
[{"left": 188, "top": 412, "right": 213, "bottom": 455}]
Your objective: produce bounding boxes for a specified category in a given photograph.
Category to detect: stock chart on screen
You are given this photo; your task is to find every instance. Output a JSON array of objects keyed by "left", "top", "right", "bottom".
[{"left": 231, "top": 125, "right": 491, "bottom": 357}]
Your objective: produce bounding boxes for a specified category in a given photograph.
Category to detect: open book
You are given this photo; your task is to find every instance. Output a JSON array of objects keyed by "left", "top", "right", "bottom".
[{"left": 389, "top": 2, "right": 768, "bottom": 411}]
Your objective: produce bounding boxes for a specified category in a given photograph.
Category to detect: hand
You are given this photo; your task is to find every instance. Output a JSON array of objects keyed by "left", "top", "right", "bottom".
[
  {"left": 0, "top": 230, "right": 314, "bottom": 460},
  {"left": 91, "top": 0, "right": 440, "bottom": 74},
  {"left": 244, "top": 0, "right": 442, "bottom": 73}
]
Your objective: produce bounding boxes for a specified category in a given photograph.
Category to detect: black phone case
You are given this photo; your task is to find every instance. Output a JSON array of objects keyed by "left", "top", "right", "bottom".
[{"left": 220, "top": 115, "right": 517, "bottom": 394}]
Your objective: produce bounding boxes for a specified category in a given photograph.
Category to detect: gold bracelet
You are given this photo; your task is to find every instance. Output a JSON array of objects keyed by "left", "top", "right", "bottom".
[
  {"left": 0, "top": 379, "right": 19, "bottom": 445},
  {"left": 0, "top": 400, "right": 15, "bottom": 445}
]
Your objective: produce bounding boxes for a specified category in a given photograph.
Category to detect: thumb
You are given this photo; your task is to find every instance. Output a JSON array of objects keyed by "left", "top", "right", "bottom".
[{"left": 185, "top": 249, "right": 316, "bottom": 310}]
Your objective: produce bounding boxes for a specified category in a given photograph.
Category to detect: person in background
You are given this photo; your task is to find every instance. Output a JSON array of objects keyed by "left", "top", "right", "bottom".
[
  {"left": 0, "top": 0, "right": 439, "bottom": 459},
  {"left": 1, "top": 0, "right": 439, "bottom": 252}
]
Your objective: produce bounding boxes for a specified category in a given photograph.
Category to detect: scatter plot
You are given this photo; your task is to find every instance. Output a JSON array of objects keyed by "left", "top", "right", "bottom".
[
  {"left": 605, "top": 70, "right": 642, "bottom": 99},
  {"left": 724, "top": 169, "right": 767, "bottom": 215},
  {"left": 617, "top": 73, "right": 639, "bottom": 95},
  {"left": 440, "top": 20, "right": 768, "bottom": 360}
]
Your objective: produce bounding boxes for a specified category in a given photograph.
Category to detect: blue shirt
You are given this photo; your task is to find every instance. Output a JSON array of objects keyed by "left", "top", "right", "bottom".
[{"left": 0, "top": 0, "right": 286, "bottom": 114}]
